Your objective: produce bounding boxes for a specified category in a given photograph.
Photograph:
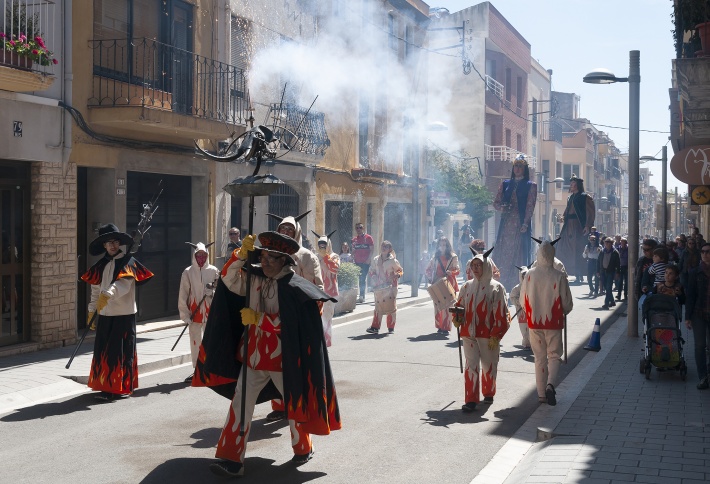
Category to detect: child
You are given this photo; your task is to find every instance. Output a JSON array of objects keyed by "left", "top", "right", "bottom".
[
  {"left": 642, "top": 247, "right": 669, "bottom": 294},
  {"left": 453, "top": 250, "right": 509, "bottom": 411},
  {"left": 508, "top": 265, "right": 530, "bottom": 349},
  {"left": 653, "top": 263, "right": 685, "bottom": 305},
  {"left": 366, "top": 241, "right": 403, "bottom": 334}
]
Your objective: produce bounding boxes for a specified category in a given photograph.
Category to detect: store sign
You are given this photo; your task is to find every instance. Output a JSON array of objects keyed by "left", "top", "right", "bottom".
[
  {"left": 690, "top": 185, "right": 710, "bottom": 206},
  {"left": 430, "top": 191, "right": 450, "bottom": 207},
  {"left": 670, "top": 146, "right": 710, "bottom": 185}
]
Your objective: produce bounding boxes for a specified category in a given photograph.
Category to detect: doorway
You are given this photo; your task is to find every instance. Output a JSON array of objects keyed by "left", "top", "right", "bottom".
[{"left": 0, "top": 163, "right": 30, "bottom": 347}]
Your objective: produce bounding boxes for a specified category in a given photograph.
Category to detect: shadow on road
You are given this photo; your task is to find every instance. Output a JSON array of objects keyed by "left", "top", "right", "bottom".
[
  {"left": 131, "top": 380, "right": 190, "bottom": 399},
  {"left": 348, "top": 333, "right": 389, "bottom": 341},
  {"left": 421, "top": 401, "right": 490, "bottom": 427},
  {"left": 1, "top": 392, "right": 97, "bottom": 421},
  {"left": 407, "top": 332, "right": 450, "bottom": 343},
  {"left": 140, "top": 457, "right": 326, "bottom": 483}
]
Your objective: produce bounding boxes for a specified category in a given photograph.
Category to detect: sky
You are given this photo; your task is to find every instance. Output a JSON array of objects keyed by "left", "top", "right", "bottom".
[{"left": 441, "top": 0, "right": 684, "bottom": 194}]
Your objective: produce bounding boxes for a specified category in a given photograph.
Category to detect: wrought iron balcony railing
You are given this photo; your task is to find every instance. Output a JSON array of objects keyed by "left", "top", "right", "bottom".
[
  {"left": 89, "top": 37, "right": 249, "bottom": 125},
  {"left": 266, "top": 102, "right": 330, "bottom": 156},
  {"left": 485, "top": 144, "right": 536, "bottom": 170}
]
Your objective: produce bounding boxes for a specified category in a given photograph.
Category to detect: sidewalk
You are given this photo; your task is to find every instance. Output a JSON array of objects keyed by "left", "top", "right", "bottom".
[
  {"left": 0, "top": 282, "right": 430, "bottom": 415},
  {"left": 473, "top": 306, "right": 710, "bottom": 484}
]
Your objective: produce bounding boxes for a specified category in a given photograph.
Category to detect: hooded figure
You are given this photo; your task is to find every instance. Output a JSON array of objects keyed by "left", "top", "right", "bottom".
[
  {"left": 453, "top": 250, "right": 510, "bottom": 411},
  {"left": 195, "top": 232, "right": 340, "bottom": 478},
  {"left": 508, "top": 265, "right": 531, "bottom": 349},
  {"left": 529, "top": 237, "right": 568, "bottom": 276},
  {"left": 80, "top": 223, "right": 154, "bottom": 401},
  {"left": 520, "top": 240, "right": 573, "bottom": 406},
  {"left": 267, "top": 212, "right": 324, "bottom": 421},
  {"left": 270, "top": 213, "right": 324, "bottom": 290},
  {"left": 366, "top": 241, "right": 403, "bottom": 334},
  {"left": 178, "top": 242, "right": 220, "bottom": 377},
  {"left": 314, "top": 230, "right": 340, "bottom": 347}
]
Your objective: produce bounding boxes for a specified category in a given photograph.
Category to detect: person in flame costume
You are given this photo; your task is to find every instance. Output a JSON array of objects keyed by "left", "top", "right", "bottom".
[
  {"left": 199, "top": 231, "right": 340, "bottom": 478},
  {"left": 520, "top": 239, "right": 573, "bottom": 406},
  {"left": 267, "top": 211, "right": 324, "bottom": 422},
  {"left": 509, "top": 265, "right": 531, "bottom": 350},
  {"left": 425, "top": 236, "right": 460, "bottom": 336},
  {"left": 178, "top": 241, "right": 219, "bottom": 382},
  {"left": 453, "top": 248, "right": 510, "bottom": 411},
  {"left": 80, "top": 223, "right": 154, "bottom": 401},
  {"left": 312, "top": 230, "right": 339, "bottom": 347},
  {"left": 366, "top": 241, "right": 403, "bottom": 334}
]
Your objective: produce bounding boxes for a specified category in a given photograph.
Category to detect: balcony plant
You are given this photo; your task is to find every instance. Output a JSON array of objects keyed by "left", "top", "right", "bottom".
[{"left": 2, "top": 1, "right": 57, "bottom": 68}]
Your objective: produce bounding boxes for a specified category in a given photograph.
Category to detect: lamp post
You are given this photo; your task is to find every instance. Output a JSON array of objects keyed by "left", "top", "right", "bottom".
[
  {"left": 640, "top": 145, "right": 667, "bottom": 241},
  {"left": 584, "top": 50, "right": 640, "bottom": 337}
]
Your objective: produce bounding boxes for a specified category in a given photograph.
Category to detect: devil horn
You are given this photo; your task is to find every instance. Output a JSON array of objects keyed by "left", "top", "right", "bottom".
[
  {"left": 266, "top": 213, "right": 284, "bottom": 223},
  {"left": 185, "top": 242, "right": 198, "bottom": 249},
  {"left": 531, "top": 236, "right": 542, "bottom": 244},
  {"left": 470, "top": 246, "right": 477, "bottom": 256},
  {"left": 550, "top": 237, "right": 562, "bottom": 246},
  {"left": 311, "top": 230, "right": 322, "bottom": 239},
  {"left": 295, "top": 210, "right": 311, "bottom": 222},
  {"left": 483, "top": 246, "right": 494, "bottom": 258},
  {"left": 205, "top": 242, "right": 215, "bottom": 249},
  {"left": 327, "top": 230, "right": 337, "bottom": 239},
  {"left": 515, "top": 265, "right": 524, "bottom": 271}
]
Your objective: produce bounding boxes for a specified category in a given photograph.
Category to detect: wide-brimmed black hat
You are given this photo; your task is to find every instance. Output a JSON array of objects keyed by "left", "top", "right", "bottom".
[
  {"left": 254, "top": 231, "right": 299, "bottom": 265},
  {"left": 89, "top": 223, "right": 133, "bottom": 256}
]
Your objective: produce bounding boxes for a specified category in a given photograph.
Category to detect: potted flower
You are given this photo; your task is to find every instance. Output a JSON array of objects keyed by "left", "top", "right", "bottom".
[
  {"left": 2, "top": 1, "right": 57, "bottom": 69},
  {"left": 1, "top": 32, "right": 57, "bottom": 69},
  {"left": 334, "top": 262, "right": 361, "bottom": 315},
  {"left": 673, "top": 0, "right": 710, "bottom": 57}
]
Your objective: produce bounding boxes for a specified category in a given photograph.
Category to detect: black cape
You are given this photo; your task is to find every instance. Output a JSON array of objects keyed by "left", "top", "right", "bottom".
[{"left": 194, "top": 267, "right": 341, "bottom": 435}]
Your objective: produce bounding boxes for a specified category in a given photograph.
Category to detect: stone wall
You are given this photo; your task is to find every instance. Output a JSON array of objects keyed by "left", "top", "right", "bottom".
[{"left": 30, "top": 161, "right": 77, "bottom": 348}]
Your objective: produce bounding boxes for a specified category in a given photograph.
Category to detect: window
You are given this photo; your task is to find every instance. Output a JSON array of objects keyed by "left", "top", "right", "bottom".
[
  {"left": 505, "top": 68, "right": 512, "bottom": 102},
  {"left": 556, "top": 161, "right": 562, "bottom": 179},
  {"left": 505, "top": 129, "right": 511, "bottom": 148},
  {"left": 404, "top": 25, "right": 411, "bottom": 60},
  {"left": 542, "top": 159, "right": 550, "bottom": 194},
  {"left": 359, "top": 96, "right": 370, "bottom": 168},
  {"left": 531, "top": 99, "right": 538, "bottom": 137},
  {"left": 388, "top": 14, "right": 396, "bottom": 53},
  {"left": 516, "top": 76, "right": 523, "bottom": 109},
  {"left": 516, "top": 134, "right": 522, "bottom": 152},
  {"left": 562, "top": 164, "right": 580, "bottom": 188},
  {"left": 485, "top": 59, "right": 496, "bottom": 78}
]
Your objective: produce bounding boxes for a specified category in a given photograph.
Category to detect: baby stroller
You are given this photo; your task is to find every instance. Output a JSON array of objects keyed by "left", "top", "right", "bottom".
[{"left": 639, "top": 294, "right": 687, "bottom": 380}]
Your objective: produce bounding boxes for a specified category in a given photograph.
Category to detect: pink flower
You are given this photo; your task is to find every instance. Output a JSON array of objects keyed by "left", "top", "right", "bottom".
[
  {"left": 52, "top": 58, "right": 58, "bottom": 65},
  {"left": 0, "top": 32, "right": 5, "bottom": 38},
  {"left": 9, "top": 40, "right": 15, "bottom": 46},
  {"left": 35, "top": 36, "right": 45, "bottom": 48},
  {"left": 32, "top": 49, "right": 38, "bottom": 55},
  {"left": 19, "top": 34, "right": 26, "bottom": 41}
]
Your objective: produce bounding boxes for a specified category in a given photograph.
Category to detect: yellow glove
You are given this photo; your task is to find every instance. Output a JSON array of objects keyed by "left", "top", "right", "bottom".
[
  {"left": 237, "top": 235, "right": 255, "bottom": 260},
  {"left": 87, "top": 311, "right": 97, "bottom": 330},
  {"left": 240, "top": 307, "right": 261, "bottom": 326},
  {"left": 488, "top": 336, "right": 500, "bottom": 350},
  {"left": 96, "top": 292, "right": 110, "bottom": 313}
]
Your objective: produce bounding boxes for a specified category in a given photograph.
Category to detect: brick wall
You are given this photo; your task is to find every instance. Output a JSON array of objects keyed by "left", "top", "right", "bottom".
[{"left": 30, "top": 161, "right": 78, "bottom": 348}]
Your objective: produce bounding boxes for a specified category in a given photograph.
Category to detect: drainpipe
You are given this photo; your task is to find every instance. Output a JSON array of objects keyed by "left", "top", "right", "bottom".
[{"left": 62, "top": 0, "right": 73, "bottom": 165}]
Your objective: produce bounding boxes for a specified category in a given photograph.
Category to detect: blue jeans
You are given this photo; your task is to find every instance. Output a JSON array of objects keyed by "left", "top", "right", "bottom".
[
  {"left": 616, "top": 266, "right": 628, "bottom": 298},
  {"left": 691, "top": 313, "right": 710, "bottom": 380},
  {"left": 356, "top": 263, "right": 369, "bottom": 298},
  {"left": 602, "top": 272, "right": 615, "bottom": 306}
]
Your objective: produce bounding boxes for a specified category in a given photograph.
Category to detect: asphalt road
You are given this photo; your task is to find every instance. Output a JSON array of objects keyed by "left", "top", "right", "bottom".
[{"left": 0, "top": 282, "right": 620, "bottom": 483}]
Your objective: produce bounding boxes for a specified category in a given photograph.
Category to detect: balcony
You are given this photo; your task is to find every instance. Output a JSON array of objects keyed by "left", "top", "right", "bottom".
[
  {"left": 88, "top": 38, "right": 249, "bottom": 141},
  {"left": 264, "top": 102, "right": 330, "bottom": 163},
  {"left": 0, "top": 0, "right": 57, "bottom": 92},
  {"left": 485, "top": 145, "right": 536, "bottom": 170},
  {"left": 672, "top": 57, "right": 710, "bottom": 149}
]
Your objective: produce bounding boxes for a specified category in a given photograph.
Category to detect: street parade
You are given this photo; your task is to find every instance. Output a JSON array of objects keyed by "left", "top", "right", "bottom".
[{"left": 1, "top": 1, "right": 709, "bottom": 483}]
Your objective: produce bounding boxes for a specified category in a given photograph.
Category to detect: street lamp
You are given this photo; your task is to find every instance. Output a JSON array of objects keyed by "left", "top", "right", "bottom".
[
  {"left": 640, "top": 146, "right": 667, "bottom": 242},
  {"left": 584, "top": 50, "right": 640, "bottom": 337},
  {"left": 539, "top": 172, "right": 565, "bottom": 240}
]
